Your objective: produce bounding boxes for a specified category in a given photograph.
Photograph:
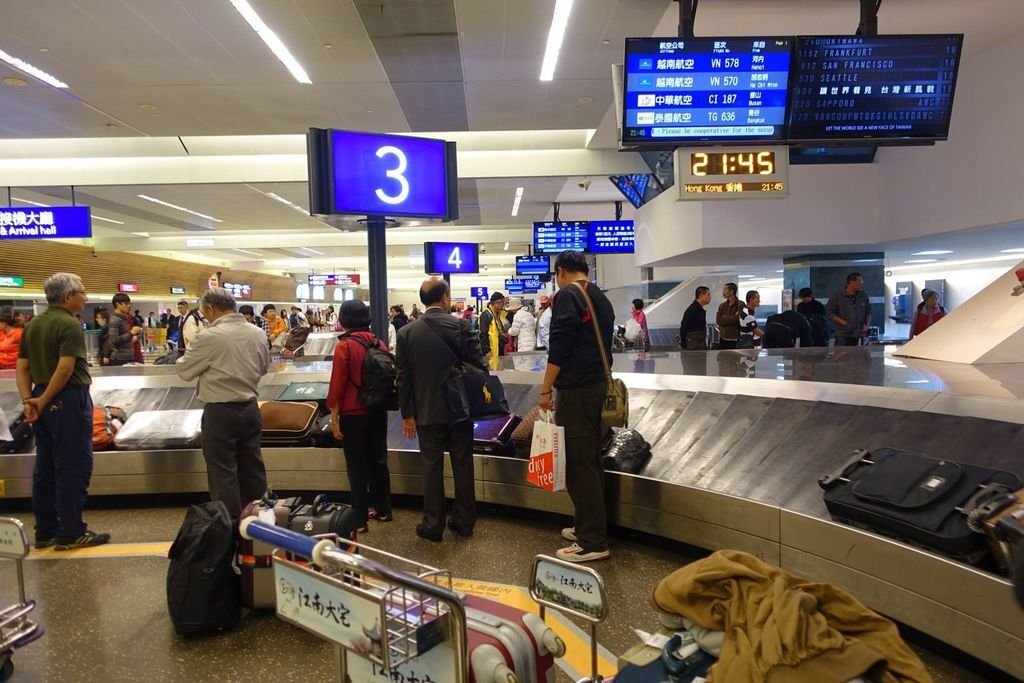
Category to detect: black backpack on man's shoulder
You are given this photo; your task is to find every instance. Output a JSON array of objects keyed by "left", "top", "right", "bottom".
[
  {"left": 346, "top": 335, "right": 399, "bottom": 411},
  {"left": 166, "top": 502, "right": 240, "bottom": 636}
]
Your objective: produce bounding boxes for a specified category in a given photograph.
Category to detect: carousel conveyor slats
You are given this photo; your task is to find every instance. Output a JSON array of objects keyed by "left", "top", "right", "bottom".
[{"left": 1, "top": 365, "right": 1023, "bottom": 677}]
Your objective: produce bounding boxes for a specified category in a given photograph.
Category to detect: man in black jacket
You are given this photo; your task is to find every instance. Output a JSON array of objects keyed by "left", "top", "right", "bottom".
[
  {"left": 538, "top": 251, "right": 614, "bottom": 563},
  {"left": 679, "top": 286, "right": 711, "bottom": 350},
  {"left": 396, "top": 277, "right": 487, "bottom": 543}
]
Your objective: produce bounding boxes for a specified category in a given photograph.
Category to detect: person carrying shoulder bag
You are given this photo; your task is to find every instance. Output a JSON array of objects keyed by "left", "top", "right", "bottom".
[{"left": 537, "top": 250, "right": 624, "bottom": 564}]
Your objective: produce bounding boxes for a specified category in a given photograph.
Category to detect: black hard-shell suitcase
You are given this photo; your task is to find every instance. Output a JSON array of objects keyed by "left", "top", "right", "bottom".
[
  {"left": 819, "top": 448, "right": 1023, "bottom": 565},
  {"left": 473, "top": 413, "right": 522, "bottom": 457}
]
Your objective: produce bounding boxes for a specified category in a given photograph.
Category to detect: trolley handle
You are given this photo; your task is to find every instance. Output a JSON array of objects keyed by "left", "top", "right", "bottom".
[
  {"left": 241, "top": 518, "right": 319, "bottom": 559},
  {"left": 819, "top": 448, "right": 872, "bottom": 490}
]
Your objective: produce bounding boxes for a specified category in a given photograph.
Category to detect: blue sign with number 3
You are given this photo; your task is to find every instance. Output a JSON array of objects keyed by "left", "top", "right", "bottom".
[{"left": 329, "top": 130, "right": 454, "bottom": 219}]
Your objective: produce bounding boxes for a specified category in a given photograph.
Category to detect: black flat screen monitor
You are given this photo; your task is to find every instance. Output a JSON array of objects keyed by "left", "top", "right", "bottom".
[
  {"left": 516, "top": 256, "right": 550, "bottom": 276},
  {"left": 588, "top": 220, "right": 635, "bottom": 254},
  {"left": 534, "top": 221, "right": 588, "bottom": 255},
  {"left": 787, "top": 34, "right": 963, "bottom": 142},
  {"left": 621, "top": 36, "right": 793, "bottom": 148},
  {"left": 609, "top": 174, "right": 651, "bottom": 209}
]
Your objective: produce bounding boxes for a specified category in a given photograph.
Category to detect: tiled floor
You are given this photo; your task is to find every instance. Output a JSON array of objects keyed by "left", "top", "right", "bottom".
[{"left": 0, "top": 505, "right": 998, "bottom": 682}]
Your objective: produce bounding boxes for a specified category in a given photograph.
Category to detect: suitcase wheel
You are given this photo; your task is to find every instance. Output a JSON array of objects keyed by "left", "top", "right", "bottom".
[{"left": 471, "top": 644, "right": 519, "bottom": 683}]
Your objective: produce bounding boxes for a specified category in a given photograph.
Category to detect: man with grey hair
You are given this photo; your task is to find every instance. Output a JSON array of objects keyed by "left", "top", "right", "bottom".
[
  {"left": 176, "top": 288, "right": 270, "bottom": 517},
  {"left": 16, "top": 273, "right": 110, "bottom": 550}
]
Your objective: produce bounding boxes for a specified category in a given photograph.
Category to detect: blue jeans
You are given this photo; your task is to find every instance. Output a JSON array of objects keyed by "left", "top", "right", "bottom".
[{"left": 32, "top": 385, "right": 94, "bottom": 541}]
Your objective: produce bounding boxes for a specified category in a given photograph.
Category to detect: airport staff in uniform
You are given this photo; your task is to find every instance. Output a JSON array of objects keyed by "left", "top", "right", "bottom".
[
  {"left": 16, "top": 273, "right": 110, "bottom": 550},
  {"left": 176, "top": 287, "right": 270, "bottom": 518},
  {"left": 396, "top": 277, "right": 487, "bottom": 542}
]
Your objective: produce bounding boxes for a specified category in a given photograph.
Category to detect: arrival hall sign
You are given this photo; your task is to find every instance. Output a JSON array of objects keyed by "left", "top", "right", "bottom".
[{"left": 0, "top": 206, "right": 92, "bottom": 240}]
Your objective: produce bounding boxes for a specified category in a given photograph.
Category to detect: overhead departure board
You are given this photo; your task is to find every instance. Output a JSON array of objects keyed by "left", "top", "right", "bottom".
[
  {"left": 534, "top": 221, "right": 589, "bottom": 255},
  {"left": 787, "top": 34, "right": 963, "bottom": 142},
  {"left": 621, "top": 37, "right": 793, "bottom": 147},
  {"left": 588, "top": 220, "right": 635, "bottom": 254}
]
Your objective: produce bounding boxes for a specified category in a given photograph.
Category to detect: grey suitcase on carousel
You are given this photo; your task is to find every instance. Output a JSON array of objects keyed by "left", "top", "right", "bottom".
[{"left": 114, "top": 409, "right": 203, "bottom": 450}]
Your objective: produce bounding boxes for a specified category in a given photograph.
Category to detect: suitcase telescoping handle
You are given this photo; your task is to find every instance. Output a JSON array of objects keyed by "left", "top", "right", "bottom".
[
  {"left": 240, "top": 519, "right": 471, "bottom": 682},
  {"left": 819, "top": 449, "right": 873, "bottom": 490}
]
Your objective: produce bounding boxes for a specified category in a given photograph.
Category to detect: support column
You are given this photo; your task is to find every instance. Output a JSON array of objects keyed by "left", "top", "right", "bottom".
[{"left": 366, "top": 216, "right": 389, "bottom": 342}]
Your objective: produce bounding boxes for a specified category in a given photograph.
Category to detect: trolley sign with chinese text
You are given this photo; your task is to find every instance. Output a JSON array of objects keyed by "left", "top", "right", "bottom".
[{"left": 0, "top": 206, "right": 92, "bottom": 240}]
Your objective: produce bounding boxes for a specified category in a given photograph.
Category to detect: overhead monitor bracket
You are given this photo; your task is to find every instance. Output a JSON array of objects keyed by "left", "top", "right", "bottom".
[
  {"left": 856, "top": 0, "right": 882, "bottom": 37},
  {"left": 614, "top": 201, "right": 623, "bottom": 221},
  {"left": 552, "top": 202, "right": 560, "bottom": 222},
  {"left": 674, "top": 0, "right": 698, "bottom": 39}
]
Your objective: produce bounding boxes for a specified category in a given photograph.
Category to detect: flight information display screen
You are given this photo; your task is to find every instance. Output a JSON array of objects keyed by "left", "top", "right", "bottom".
[
  {"left": 622, "top": 36, "right": 793, "bottom": 147},
  {"left": 534, "top": 221, "right": 588, "bottom": 254},
  {"left": 787, "top": 34, "right": 963, "bottom": 141},
  {"left": 516, "top": 256, "right": 550, "bottom": 276},
  {"left": 588, "top": 220, "right": 635, "bottom": 254}
]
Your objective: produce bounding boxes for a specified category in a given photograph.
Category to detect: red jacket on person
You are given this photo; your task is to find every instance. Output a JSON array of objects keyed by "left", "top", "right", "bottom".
[
  {"left": 327, "top": 330, "right": 388, "bottom": 416},
  {"left": 0, "top": 328, "right": 22, "bottom": 369}
]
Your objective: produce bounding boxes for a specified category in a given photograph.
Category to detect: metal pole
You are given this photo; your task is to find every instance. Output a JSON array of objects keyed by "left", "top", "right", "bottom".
[
  {"left": 858, "top": 0, "right": 880, "bottom": 36},
  {"left": 335, "top": 643, "right": 346, "bottom": 683},
  {"left": 16, "top": 559, "right": 25, "bottom": 605},
  {"left": 366, "top": 216, "right": 389, "bottom": 342},
  {"left": 590, "top": 622, "right": 600, "bottom": 682},
  {"left": 678, "top": 0, "right": 697, "bottom": 39}
]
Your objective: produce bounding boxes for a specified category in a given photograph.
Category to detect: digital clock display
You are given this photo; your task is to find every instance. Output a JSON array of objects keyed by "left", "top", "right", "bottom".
[{"left": 690, "top": 151, "right": 776, "bottom": 176}]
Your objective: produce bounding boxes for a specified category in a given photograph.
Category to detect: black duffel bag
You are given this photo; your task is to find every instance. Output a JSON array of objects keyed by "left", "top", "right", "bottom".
[
  {"left": 603, "top": 428, "right": 652, "bottom": 474},
  {"left": 288, "top": 494, "right": 360, "bottom": 542}
]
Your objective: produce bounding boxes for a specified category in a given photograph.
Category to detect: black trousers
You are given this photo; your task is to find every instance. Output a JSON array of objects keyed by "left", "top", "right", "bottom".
[
  {"left": 32, "top": 385, "right": 93, "bottom": 541},
  {"left": 835, "top": 336, "right": 861, "bottom": 347},
  {"left": 555, "top": 381, "right": 608, "bottom": 553},
  {"left": 201, "top": 400, "right": 267, "bottom": 518},
  {"left": 416, "top": 421, "right": 476, "bottom": 534},
  {"left": 339, "top": 411, "right": 391, "bottom": 526},
  {"left": 718, "top": 339, "right": 738, "bottom": 350}
]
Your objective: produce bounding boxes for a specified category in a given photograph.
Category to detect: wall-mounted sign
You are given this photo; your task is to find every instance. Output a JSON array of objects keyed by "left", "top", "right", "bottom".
[
  {"left": 424, "top": 242, "right": 479, "bottom": 274},
  {"left": 0, "top": 206, "right": 92, "bottom": 240},
  {"left": 0, "top": 276, "right": 24, "bottom": 288},
  {"left": 223, "top": 282, "right": 252, "bottom": 300},
  {"left": 308, "top": 128, "right": 458, "bottom": 220},
  {"left": 170, "top": 286, "right": 186, "bottom": 295},
  {"left": 118, "top": 282, "right": 140, "bottom": 293},
  {"left": 308, "top": 273, "right": 361, "bottom": 287},
  {"left": 470, "top": 286, "right": 489, "bottom": 299}
]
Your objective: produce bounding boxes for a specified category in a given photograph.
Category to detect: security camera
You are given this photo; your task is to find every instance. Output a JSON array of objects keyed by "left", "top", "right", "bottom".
[
  {"left": 481, "top": 247, "right": 487, "bottom": 254},
  {"left": 579, "top": 178, "right": 592, "bottom": 191}
]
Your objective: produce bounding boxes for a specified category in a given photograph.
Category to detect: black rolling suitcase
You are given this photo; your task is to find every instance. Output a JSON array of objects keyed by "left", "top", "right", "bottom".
[{"left": 819, "top": 448, "right": 1023, "bottom": 565}]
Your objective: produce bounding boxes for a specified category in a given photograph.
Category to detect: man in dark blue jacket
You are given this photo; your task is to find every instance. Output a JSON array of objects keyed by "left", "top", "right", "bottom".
[{"left": 538, "top": 251, "right": 615, "bottom": 563}]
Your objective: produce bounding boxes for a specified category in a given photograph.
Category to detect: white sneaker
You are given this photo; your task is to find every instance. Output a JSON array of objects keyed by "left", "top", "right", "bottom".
[
  {"left": 561, "top": 527, "right": 577, "bottom": 542},
  {"left": 556, "top": 543, "right": 610, "bottom": 563}
]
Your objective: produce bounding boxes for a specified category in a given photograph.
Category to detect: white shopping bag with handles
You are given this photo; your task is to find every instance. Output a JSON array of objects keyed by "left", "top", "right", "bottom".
[{"left": 526, "top": 410, "right": 565, "bottom": 492}]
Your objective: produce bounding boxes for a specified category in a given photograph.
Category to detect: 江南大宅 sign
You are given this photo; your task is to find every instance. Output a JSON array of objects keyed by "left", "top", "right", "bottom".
[
  {"left": 0, "top": 276, "right": 24, "bottom": 288},
  {"left": 118, "top": 283, "right": 140, "bottom": 293},
  {"left": 0, "top": 206, "right": 92, "bottom": 240}
]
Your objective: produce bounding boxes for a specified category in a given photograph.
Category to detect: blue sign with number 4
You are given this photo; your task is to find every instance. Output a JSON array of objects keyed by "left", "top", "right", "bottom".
[
  {"left": 328, "top": 130, "right": 455, "bottom": 219},
  {"left": 424, "top": 241, "right": 479, "bottom": 274}
]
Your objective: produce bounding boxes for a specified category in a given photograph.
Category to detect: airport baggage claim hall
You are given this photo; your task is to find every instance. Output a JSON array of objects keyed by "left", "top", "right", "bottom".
[{"left": 0, "top": 1, "right": 1022, "bottom": 681}]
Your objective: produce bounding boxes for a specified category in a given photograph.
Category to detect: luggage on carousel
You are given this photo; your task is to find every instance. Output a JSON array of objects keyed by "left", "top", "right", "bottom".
[
  {"left": 114, "top": 409, "right": 203, "bottom": 450},
  {"left": 819, "top": 447, "right": 1024, "bottom": 565},
  {"left": 602, "top": 428, "right": 653, "bottom": 474},
  {"left": 472, "top": 413, "right": 522, "bottom": 457},
  {"left": 92, "top": 406, "right": 127, "bottom": 451},
  {"left": 259, "top": 400, "right": 319, "bottom": 446},
  {"left": 0, "top": 414, "right": 34, "bottom": 454},
  {"left": 511, "top": 405, "right": 541, "bottom": 457},
  {"left": 276, "top": 381, "right": 330, "bottom": 410},
  {"left": 167, "top": 501, "right": 240, "bottom": 635}
]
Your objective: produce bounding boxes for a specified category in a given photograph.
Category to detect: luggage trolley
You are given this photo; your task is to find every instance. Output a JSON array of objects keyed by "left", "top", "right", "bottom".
[
  {"left": 0, "top": 518, "right": 44, "bottom": 681},
  {"left": 241, "top": 520, "right": 591, "bottom": 683}
]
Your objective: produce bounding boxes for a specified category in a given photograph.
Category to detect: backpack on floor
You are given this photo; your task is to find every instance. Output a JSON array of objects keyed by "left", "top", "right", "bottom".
[{"left": 167, "top": 502, "right": 240, "bottom": 636}]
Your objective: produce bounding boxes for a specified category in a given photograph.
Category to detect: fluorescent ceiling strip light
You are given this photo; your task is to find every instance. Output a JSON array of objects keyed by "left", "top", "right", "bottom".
[
  {"left": 232, "top": 248, "right": 264, "bottom": 257},
  {"left": 911, "top": 250, "right": 953, "bottom": 256},
  {"left": 228, "top": 0, "right": 312, "bottom": 84},
  {"left": 300, "top": 247, "right": 324, "bottom": 256},
  {"left": 186, "top": 238, "right": 215, "bottom": 247},
  {"left": 904, "top": 259, "right": 937, "bottom": 264},
  {"left": 131, "top": 232, "right": 150, "bottom": 238},
  {"left": 138, "top": 194, "right": 222, "bottom": 222},
  {"left": 0, "top": 48, "right": 68, "bottom": 88},
  {"left": 265, "top": 191, "right": 310, "bottom": 215},
  {"left": 511, "top": 187, "right": 524, "bottom": 217},
  {"left": 539, "top": 0, "right": 575, "bottom": 81},
  {"left": 92, "top": 215, "right": 125, "bottom": 224},
  {"left": 889, "top": 254, "right": 1024, "bottom": 272},
  {"left": 1000, "top": 248, "right": 1024, "bottom": 253}
]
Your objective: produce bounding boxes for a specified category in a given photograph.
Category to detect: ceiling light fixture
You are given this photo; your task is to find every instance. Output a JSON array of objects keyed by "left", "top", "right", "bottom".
[
  {"left": 264, "top": 191, "right": 310, "bottom": 215},
  {"left": 911, "top": 250, "right": 953, "bottom": 256},
  {"left": 904, "top": 259, "right": 938, "bottom": 264},
  {"left": 0, "top": 48, "right": 68, "bottom": 88},
  {"left": 300, "top": 247, "right": 324, "bottom": 256},
  {"left": 1000, "top": 248, "right": 1024, "bottom": 253},
  {"left": 186, "top": 238, "right": 216, "bottom": 248},
  {"left": 232, "top": 248, "right": 263, "bottom": 257},
  {"left": 738, "top": 274, "right": 756, "bottom": 278},
  {"left": 539, "top": 0, "right": 575, "bottom": 81},
  {"left": 775, "top": 269, "right": 784, "bottom": 273},
  {"left": 92, "top": 215, "right": 125, "bottom": 225},
  {"left": 511, "top": 186, "right": 524, "bottom": 217},
  {"left": 137, "top": 194, "right": 222, "bottom": 222},
  {"left": 228, "top": 0, "right": 312, "bottom": 84},
  {"left": 11, "top": 197, "right": 49, "bottom": 207},
  {"left": 131, "top": 232, "right": 150, "bottom": 238},
  {"left": 503, "top": 242, "right": 510, "bottom": 251},
  {"left": 853, "top": 258, "right": 880, "bottom": 263}
]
